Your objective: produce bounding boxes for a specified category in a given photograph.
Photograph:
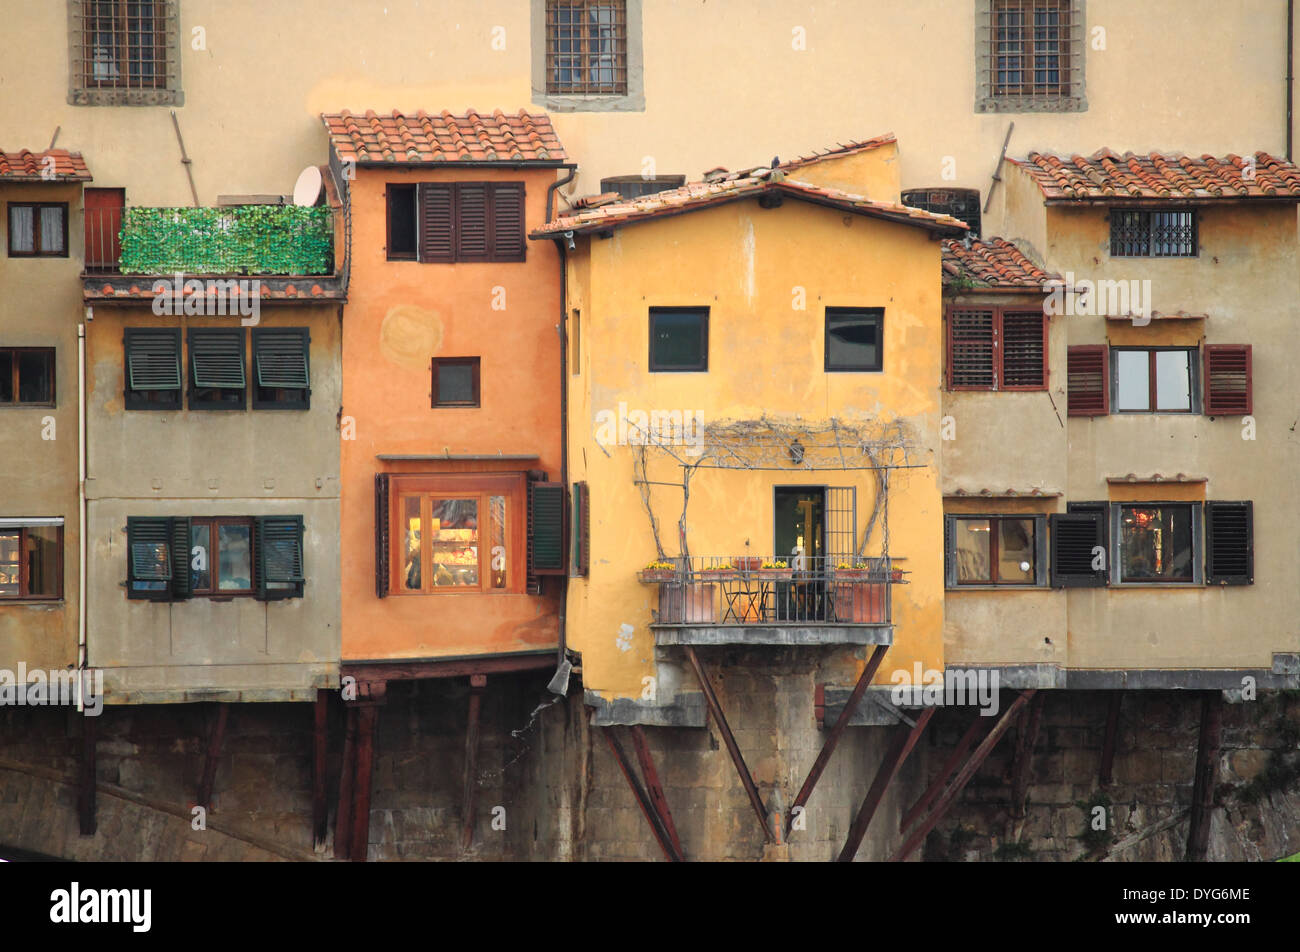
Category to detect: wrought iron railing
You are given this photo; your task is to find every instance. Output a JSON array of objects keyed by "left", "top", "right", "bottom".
[{"left": 639, "top": 555, "right": 903, "bottom": 626}]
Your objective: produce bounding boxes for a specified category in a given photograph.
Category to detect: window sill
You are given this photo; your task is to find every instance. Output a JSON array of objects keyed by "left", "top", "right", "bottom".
[
  {"left": 0, "top": 599, "right": 65, "bottom": 607},
  {"left": 535, "top": 92, "right": 645, "bottom": 113},
  {"left": 975, "top": 97, "right": 1087, "bottom": 114},
  {"left": 69, "top": 88, "right": 184, "bottom": 107},
  {"left": 946, "top": 585, "right": 1048, "bottom": 592},
  {"left": 1110, "top": 582, "right": 1203, "bottom": 589}
]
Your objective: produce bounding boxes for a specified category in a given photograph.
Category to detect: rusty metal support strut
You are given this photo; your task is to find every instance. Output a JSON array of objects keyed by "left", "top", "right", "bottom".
[
  {"left": 900, "top": 712, "right": 987, "bottom": 832},
  {"left": 462, "top": 674, "right": 486, "bottom": 849},
  {"left": 1099, "top": 692, "right": 1122, "bottom": 788},
  {"left": 196, "top": 702, "right": 229, "bottom": 811},
  {"left": 630, "top": 725, "right": 682, "bottom": 859},
  {"left": 601, "top": 725, "right": 683, "bottom": 861},
  {"left": 1186, "top": 691, "right": 1223, "bottom": 862},
  {"left": 837, "top": 706, "right": 936, "bottom": 862},
  {"left": 1009, "top": 691, "right": 1045, "bottom": 819}
]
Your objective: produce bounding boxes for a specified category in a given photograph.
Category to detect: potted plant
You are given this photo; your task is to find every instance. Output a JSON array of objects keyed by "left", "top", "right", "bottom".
[
  {"left": 701, "top": 562, "right": 736, "bottom": 576},
  {"left": 889, "top": 565, "right": 907, "bottom": 583},
  {"left": 757, "top": 560, "right": 791, "bottom": 581},
  {"left": 639, "top": 559, "right": 679, "bottom": 583},
  {"left": 734, "top": 556, "right": 762, "bottom": 572},
  {"left": 835, "top": 561, "right": 873, "bottom": 580}
]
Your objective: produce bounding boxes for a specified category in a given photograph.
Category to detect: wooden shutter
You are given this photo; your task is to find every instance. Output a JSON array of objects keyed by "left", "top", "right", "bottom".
[
  {"left": 948, "top": 308, "right": 995, "bottom": 389},
  {"left": 571, "top": 481, "right": 589, "bottom": 576},
  {"left": 1050, "top": 511, "right": 1107, "bottom": 587},
  {"left": 375, "top": 474, "right": 390, "bottom": 598},
  {"left": 1067, "top": 345, "right": 1109, "bottom": 416},
  {"left": 169, "top": 516, "right": 192, "bottom": 600},
  {"left": 1000, "top": 311, "right": 1047, "bottom": 389},
  {"left": 126, "top": 516, "right": 173, "bottom": 601},
  {"left": 1203, "top": 344, "right": 1252, "bottom": 416},
  {"left": 528, "top": 481, "right": 566, "bottom": 575},
  {"left": 253, "top": 328, "right": 310, "bottom": 389},
  {"left": 417, "top": 183, "right": 454, "bottom": 263},
  {"left": 1205, "top": 501, "right": 1253, "bottom": 585},
  {"left": 455, "top": 184, "right": 490, "bottom": 261},
  {"left": 189, "top": 329, "right": 246, "bottom": 389},
  {"left": 490, "top": 183, "right": 526, "bottom": 261},
  {"left": 255, "top": 515, "right": 305, "bottom": 600},
  {"left": 125, "top": 328, "right": 181, "bottom": 391}
]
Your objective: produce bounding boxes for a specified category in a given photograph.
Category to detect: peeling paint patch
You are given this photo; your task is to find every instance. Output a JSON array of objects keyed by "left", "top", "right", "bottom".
[
  {"left": 615, "top": 623, "right": 634, "bottom": 651},
  {"left": 380, "top": 304, "right": 444, "bottom": 370}
]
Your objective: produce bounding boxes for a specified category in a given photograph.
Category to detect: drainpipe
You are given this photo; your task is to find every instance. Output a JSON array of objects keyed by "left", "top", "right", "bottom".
[
  {"left": 77, "top": 315, "right": 88, "bottom": 711},
  {"left": 1288, "top": 0, "right": 1294, "bottom": 160}
]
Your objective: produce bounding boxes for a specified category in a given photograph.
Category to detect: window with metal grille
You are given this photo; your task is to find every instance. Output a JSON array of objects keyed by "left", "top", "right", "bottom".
[
  {"left": 0, "top": 348, "right": 55, "bottom": 406},
  {"left": 0, "top": 521, "right": 64, "bottom": 600},
  {"left": 946, "top": 307, "right": 1046, "bottom": 390},
  {"left": 600, "top": 175, "right": 685, "bottom": 200},
  {"left": 188, "top": 328, "right": 246, "bottom": 410},
  {"left": 123, "top": 327, "right": 181, "bottom": 410},
  {"left": 251, "top": 327, "right": 310, "bottom": 410},
  {"left": 546, "top": 0, "right": 627, "bottom": 95},
  {"left": 68, "top": 0, "right": 182, "bottom": 106},
  {"left": 944, "top": 514, "right": 1047, "bottom": 587},
  {"left": 1110, "top": 209, "right": 1197, "bottom": 257},
  {"left": 976, "top": 0, "right": 1085, "bottom": 112},
  {"left": 902, "top": 188, "right": 982, "bottom": 237}
]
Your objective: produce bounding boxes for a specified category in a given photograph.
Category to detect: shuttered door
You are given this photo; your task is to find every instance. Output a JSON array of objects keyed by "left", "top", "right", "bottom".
[
  {"left": 491, "top": 183, "right": 526, "bottom": 261},
  {"left": 1066, "top": 345, "right": 1109, "bottom": 416},
  {"left": 948, "top": 308, "right": 995, "bottom": 389},
  {"left": 1001, "top": 312, "right": 1047, "bottom": 389},
  {"left": 455, "top": 185, "right": 490, "bottom": 261},
  {"left": 418, "top": 184, "right": 454, "bottom": 263},
  {"left": 1049, "top": 511, "right": 1106, "bottom": 587},
  {"left": 189, "top": 329, "right": 246, "bottom": 388},
  {"left": 1203, "top": 345, "right": 1252, "bottom": 416},
  {"left": 1205, "top": 501, "right": 1253, "bottom": 585},
  {"left": 125, "top": 329, "right": 182, "bottom": 391}
]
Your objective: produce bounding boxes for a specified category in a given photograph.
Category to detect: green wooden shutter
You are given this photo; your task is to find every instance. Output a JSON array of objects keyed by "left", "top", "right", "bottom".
[
  {"left": 528, "top": 481, "right": 565, "bottom": 575},
  {"left": 169, "top": 516, "right": 192, "bottom": 599},
  {"left": 571, "top": 481, "right": 589, "bottom": 577},
  {"left": 253, "top": 328, "right": 310, "bottom": 388},
  {"left": 189, "top": 329, "right": 246, "bottom": 388},
  {"left": 255, "top": 515, "right": 305, "bottom": 600},
  {"left": 1205, "top": 501, "right": 1253, "bottom": 585},
  {"left": 1050, "top": 511, "right": 1107, "bottom": 588},
  {"left": 125, "top": 328, "right": 181, "bottom": 390},
  {"left": 127, "top": 516, "right": 173, "bottom": 601}
]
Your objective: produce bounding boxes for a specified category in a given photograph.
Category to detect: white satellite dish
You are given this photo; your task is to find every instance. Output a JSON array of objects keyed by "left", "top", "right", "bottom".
[{"left": 292, "top": 165, "right": 323, "bottom": 207}]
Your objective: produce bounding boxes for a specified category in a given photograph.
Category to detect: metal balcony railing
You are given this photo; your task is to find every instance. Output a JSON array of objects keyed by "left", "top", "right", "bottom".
[{"left": 639, "top": 555, "right": 904, "bottom": 626}]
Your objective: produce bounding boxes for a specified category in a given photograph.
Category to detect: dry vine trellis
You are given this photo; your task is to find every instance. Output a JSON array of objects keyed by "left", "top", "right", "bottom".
[{"left": 624, "top": 415, "right": 924, "bottom": 565}]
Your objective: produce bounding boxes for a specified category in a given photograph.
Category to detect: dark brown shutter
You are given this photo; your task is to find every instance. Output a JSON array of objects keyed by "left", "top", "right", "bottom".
[
  {"left": 1205, "top": 501, "right": 1253, "bottom": 585},
  {"left": 455, "top": 184, "right": 490, "bottom": 261},
  {"left": 1067, "top": 345, "right": 1109, "bottom": 416},
  {"left": 490, "top": 183, "right": 526, "bottom": 261},
  {"left": 418, "top": 184, "right": 454, "bottom": 263},
  {"left": 374, "top": 473, "right": 390, "bottom": 597},
  {"left": 1050, "top": 512, "right": 1107, "bottom": 587},
  {"left": 1203, "top": 344, "right": 1252, "bottom": 416},
  {"left": 1000, "top": 311, "right": 1047, "bottom": 389},
  {"left": 528, "top": 481, "right": 566, "bottom": 575},
  {"left": 948, "top": 308, "right": 995, "bottom": 389}
]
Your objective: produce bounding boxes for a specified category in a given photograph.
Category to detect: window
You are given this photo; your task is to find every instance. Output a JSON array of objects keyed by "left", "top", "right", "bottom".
[
  {"left": 976, "top": 0, "right": 1085, "bottom": 112},
  {"left": 251, "top": 328, "right": 310, "bottom": 410},
  {"left": 127, "top": 515, "right": 304, "bottom": 601},
  {"left": 1112, "top": 347, "right": 1196, "bottom": 413},
  {"left": 947, "top": 308, "right": 1047, "bottom": 390},
  {"left": 124, "top": 327, "right": 181, "bottom": 410},
  {"left": 188, "top": 328, "right": 246, "bottom": 410},
  {"left": 825, "top": 308, "right": 883, "bottom": 372},
  {"left": 402, "top": 183, "right": 526, "bottom": 264},
  {"left": 945, "top": 514, "right": 1047, "bottom": 587},
  {"left": 68, "top": 0, "right": 183, "bottom": 106},
  {"left": 432, "top": 358, "right": 481, "bottom": 407},
  {"left": 1110, "top": 209, "right": 1197, "bottom": 257},
  {"left": 0, "top": 348, "right": 55, "bottom": 406},
  {"left": 532, "top": 0, "right": 644, "bottom": 111},
  {"left": 902, "top": 188, "right": 982, "bottom": 237},
  {"left": 8, "top": 204, "right": 68, "bottom": 257},
  {"left": 649, "top": 308, "right": 708, "bottom": 372},
  {"left": 382, "top": 474, "right": 528, "bottom": 595},
  {"left": 600, "top": 175, "right": 685, "bottom": 200},
  {"left": 1116, "top": 504, "right": 1197, "bottom": 584},
  {"left": 0, "top": 521, "right": 63, "bottom": 600}
]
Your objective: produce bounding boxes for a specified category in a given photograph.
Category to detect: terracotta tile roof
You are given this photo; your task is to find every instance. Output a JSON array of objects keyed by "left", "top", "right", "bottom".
[
  {"left": 82, "top": 277, "right": 345, "bottom": 305},
  {"left": 533, "top": 167, "right": 967, "bottom": 237},
  {"left": 320, "top": 109, "right": 567, "bottom": 165},
  {"left": 942, "top": 237, "right": 1058, "bottom": 290},
  {"left": 0, "top": 149, "right": 91, "bottom": 182},
  {"left": 1011, "top": 149, "right": 1300, "bottom": 202},
  {"left": 776, "top": 133, "right": 896, "bottom": 172}
]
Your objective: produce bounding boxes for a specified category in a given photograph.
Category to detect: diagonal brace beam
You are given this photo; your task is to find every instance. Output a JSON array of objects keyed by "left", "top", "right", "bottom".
[{"left": 837, "top": 705, "right": 936, "bottom": 862}]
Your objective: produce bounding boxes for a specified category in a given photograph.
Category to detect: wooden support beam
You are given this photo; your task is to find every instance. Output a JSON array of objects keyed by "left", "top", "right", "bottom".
[
  {"left": 630, "top": 725, "right": 682, "bottom": 860},
  {"left": 901, "top": 713, "right": 986, "bottom": 832},
  {"left": 333, "top": 705, "right": 358, "bottom": 860},
  {"left": 1099, "top": 692, "right": 1122, "bottom": 788},
  {"left": 350, "top": 704, "right": 378, "bottom": 862},
  {"left": 196, "top": 702, "right": 229, "bottom": 811},
  {"left": 787, "top": 644, "right": 889, "bottom": 836},
  {"left": 890, "top": 690, "right": 1035, "bottom": 862},
  {"left": 312, "top": 689, "right": 329, "bottom": 848},
  {"left": 1009, "top": 691, "right": 1045, "bottom": 819},
  {"left": 601, "top": 726, "right": 682, "bottom": 861},
  {"left": 837, "top": 706, "right": 936, "bottom": 862},
  {"left": 77, "top": 712, "right": 97, "bottom": 836},
  {"left": 462, "top": 674, "right": 486, "bottom": 849},
  {"left": 1186, "top": 691, "right": 1223, "bottom": 862},
  {"left": 683, "top": 645, "right": 773, "bottom": 843}
]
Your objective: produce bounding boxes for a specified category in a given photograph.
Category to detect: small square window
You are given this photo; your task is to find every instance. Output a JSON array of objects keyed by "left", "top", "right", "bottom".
[
  {"left": 946, "top": 513, "right": 1046, "bottom": 587},
  {"left": 1113, "top": 347, "right": 1195, "bottom": 413},
  {"left": 251, "top": 327, "right": 310, "bottom": 410},
  {"left": 187, "top": 328, "right": 246, "bottom": 411},
  {"left": 825, "top": 308, "right": 883, "bottom": 372},
  {"left": 123, "top": 328, "right": 182, "bottom": 410},
  {"left": 8, "top": 204, "right": 68, "bottom": 257},
  {"left": 0, "top": 524, "right": 63, "bottom": 599},
  {"left": 432, "top": 358, "right": 481, "bottom": 407},
  {"left": 0, "top": 348, "right": 55, "bottom": 406},
  {"left": 1117, "top": 504, "right": 1195, "bottom": 583},
  {"left": 649, "top": 307, "right": 708, "bottom": 372},
  {"left": 69, "top": 0, "right": 183, "bottom": 106}
]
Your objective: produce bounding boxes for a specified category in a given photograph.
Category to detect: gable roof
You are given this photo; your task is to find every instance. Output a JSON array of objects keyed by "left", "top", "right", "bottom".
[
  {"left": 942, "top": 237, "right": 1058, "bottom": 290},
  {"left": 1011, "top": 149, "right": 1300, "bottom": 203},
  {"left": 776, "top": 134, "right": 897, "bottom": 173},
  {"left": 0, "top": 149, "right": 91, "bottom": 183},
  {"left": 320, "top": 109, "right": 567, "bottom": 166},
  {"left": 531, "top": 166, "right": 967, "bottom": 238}
]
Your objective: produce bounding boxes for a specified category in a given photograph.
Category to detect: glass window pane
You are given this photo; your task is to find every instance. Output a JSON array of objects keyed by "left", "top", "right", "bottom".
[
  {"left": 217, "top": 524, "right": 252, "bottom": 591},
  {"left": 955, "top": 519, "right": 991, "bottom": 583},
  {"left": 9, "top": 206, "right": 34, "bottom": 252},
  {"left": 1120, "top": 506, "right": 1194, "bottom": 581},
  {"left": 437, "top": 363, "right": 475, "bottom": 404},
  {"left": 402, "top": 496, "right": 422, "bottom": 591},
  {"left": 25, "top": 526, "right": 60, "bottom": 596},
  {"left": 827, "top": 312, "right": 880, "bottom": 371},
  {"left": 0, "top": 531, "right": 20, "bottom": 596},
  {"left": 39, "top": 207, "right": 65, "bottom": 253},
  {"left": 490, "top": 494, "right": 507, "bottom": 589},
  {"left": 997, "top": 518, "right": 1035, "bottom": 583},
  {"left": 1154, "top": 350, "right": 1191, "bottom": 410},
  {"left": 430, "top": 498, "right": 478, "bottom": 587},
  {"left": 17, "top": 351, "right": 52, "bottom": 403},
  {"left": 190, "top": 523, "right": 211, "bottom": 592},
  {"left": 0, "top": 352, "right": 13, "bottom": 402},
  {"left": 1114, "top": 351, "right": 1150, "bottom": 410},
  {"left": 651, "top": 311, "right": 705, "bottom": 369}
]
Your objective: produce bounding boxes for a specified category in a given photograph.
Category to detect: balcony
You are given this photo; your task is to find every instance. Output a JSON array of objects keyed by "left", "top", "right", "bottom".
[
  {"left": 82, "top": 198, "right": 348, "bottom": 305},
  {"left": 642, "top": 556, "right": 901, "bottom": 647}
]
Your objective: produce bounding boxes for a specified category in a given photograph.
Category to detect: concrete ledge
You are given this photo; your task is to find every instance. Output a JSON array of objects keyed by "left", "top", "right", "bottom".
[
  {"left": 652, "top": 624, "right": 893, "bottom": 647},
  {"left": 584, "top": 689, "right": 707, "bottom": 728}
]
